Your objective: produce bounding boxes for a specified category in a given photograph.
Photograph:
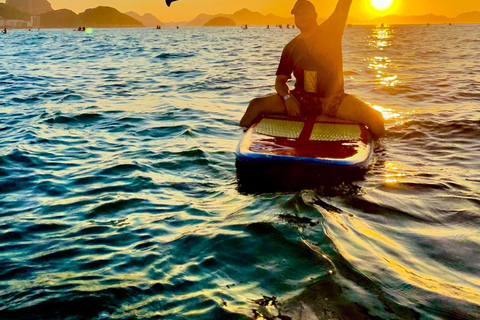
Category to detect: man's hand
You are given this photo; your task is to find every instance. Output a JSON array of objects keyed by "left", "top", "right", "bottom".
[{"left": 285, "top": 97, "right": 301, "bottom": 117}]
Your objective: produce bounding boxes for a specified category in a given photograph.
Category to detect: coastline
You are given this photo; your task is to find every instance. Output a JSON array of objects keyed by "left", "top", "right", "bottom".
[{"left": 2, "top": 22, "right": 479, "bottom": 31}]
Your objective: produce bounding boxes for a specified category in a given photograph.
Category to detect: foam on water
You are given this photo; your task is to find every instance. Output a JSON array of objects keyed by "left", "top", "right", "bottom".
[{"left": 1, "top": 25, "right": 479, "bottom": 320}]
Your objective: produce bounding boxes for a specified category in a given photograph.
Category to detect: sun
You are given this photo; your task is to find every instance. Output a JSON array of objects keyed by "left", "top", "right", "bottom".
[{"left": 371, "top": 0, "right": 394, "bottom": 11}]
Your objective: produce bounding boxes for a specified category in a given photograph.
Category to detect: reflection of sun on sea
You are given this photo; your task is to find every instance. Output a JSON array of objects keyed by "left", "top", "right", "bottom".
[
  {"left": 384, "top": 161, "right": 405, "bottom": 185},
  {"left": 371, "top": 0, "right": 394, "bottom": 11}
]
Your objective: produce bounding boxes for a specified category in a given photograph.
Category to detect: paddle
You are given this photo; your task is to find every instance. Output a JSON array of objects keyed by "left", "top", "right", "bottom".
[{"left": 166, "top": 0, "right": 180, "bottom": 7}]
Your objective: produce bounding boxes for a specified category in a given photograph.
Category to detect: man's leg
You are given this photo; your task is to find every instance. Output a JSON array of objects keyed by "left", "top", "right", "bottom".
[
  {"left": 335, "top": 95, "right": 385, "bottom": 139},
  {"left": 239, "top": 93, "right": 286, "bottom": 127}
]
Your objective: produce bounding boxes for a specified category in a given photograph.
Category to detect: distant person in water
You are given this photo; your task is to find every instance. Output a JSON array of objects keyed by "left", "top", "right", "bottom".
[
  {"left": 2, "top": 28, "right": 6, "bottom": 34},
  {"left": 239, "top": 0, "right": 385, "bottom": 139}
]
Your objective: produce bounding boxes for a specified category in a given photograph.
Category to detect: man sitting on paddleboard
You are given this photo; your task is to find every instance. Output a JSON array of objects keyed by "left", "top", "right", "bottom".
[{"left": 239, "top": 0, "right": 385, "bottom": 139}]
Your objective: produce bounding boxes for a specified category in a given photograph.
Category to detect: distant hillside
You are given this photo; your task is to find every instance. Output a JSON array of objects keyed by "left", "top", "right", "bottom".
[
  {"left": 40, "top": 9, "right": 79, "bottom": 28},
  {"left": 369, "top": 11, "right": 480, "bottom": 25},
  {"left": 204, "top": 17, "right": 235, "bottom": 27},
  {"left": 5, "top": 0, "right": 52, "bottom": 15},
  {"left": 370, "top": 13, "right": 449, "bottom": 25},
  {"left": 451, "top": 11, "right": 480, "bottom": 24},
  {"left": 125, "top": 11, "right": 164, "bottom": 27},
  {"left": 184, "top": 8, "right": 480, "bottom": 27},
  {"left": 78, "top": 6, "right": 143, "bottom": 27},
  {"left": 0, "top": 3, "right": 31, "bottom": 20},
  {"left": 187, "top": 8, "right": 293, "bottom": 27},
  {"left": 187, "top": 13, "right": 220, "bottom": 27}
]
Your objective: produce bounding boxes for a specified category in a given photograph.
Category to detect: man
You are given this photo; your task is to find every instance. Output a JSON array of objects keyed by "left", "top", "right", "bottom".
[{"left": 239, "top": 0, "right": 385, "bottom": 139}]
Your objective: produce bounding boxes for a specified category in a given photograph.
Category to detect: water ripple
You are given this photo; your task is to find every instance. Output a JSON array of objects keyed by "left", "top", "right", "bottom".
[{"left": 0, "top": 25, "right": 479, "bottom": 320}]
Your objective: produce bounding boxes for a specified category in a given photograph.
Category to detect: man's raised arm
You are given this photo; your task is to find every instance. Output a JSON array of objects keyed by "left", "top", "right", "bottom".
[{"left": 325, "top": 0, "right": 353, "bottom": 31}]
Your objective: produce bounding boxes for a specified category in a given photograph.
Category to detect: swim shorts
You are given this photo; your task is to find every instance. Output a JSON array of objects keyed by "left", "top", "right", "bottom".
[{"left": 290, "top": 90, "right": 349, "bottom": 117}]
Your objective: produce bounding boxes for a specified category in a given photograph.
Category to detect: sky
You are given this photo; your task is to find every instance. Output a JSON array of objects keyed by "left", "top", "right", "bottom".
[{"left": 39, "top": 0, "right": 480, "bottom": 22}]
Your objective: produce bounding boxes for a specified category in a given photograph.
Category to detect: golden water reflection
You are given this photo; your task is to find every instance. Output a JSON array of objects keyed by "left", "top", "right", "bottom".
[
  {"left": 369, "top": 56, "right": 400, "bottom": 87},
  {"left": 371, "top": 105, "right": 413, "bottom": 123},
  {"left": 371, "top": 27, "right": 393, "bottom": 50},
  {"left": 384, "top": 161, "right": 406, "bottom": 184},
  {"left": 369, "top": 26, "right": 400, "bottom": 89}
]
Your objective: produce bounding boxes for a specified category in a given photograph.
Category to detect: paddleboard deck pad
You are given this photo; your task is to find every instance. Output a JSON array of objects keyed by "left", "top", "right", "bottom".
[
  {"left": 236, "top": 116, "right": 374, "bottom": 167},
  {"left": 236, "top": 116, "right": 374, "bottom": 192}
]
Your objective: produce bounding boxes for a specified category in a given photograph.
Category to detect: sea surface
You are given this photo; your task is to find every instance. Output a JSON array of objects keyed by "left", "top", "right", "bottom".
[{"left": 0, "top": 24, "right": 479, "bottom": 320}]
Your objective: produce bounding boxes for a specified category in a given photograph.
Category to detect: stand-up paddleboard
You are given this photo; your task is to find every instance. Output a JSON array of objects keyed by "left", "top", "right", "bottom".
[
  {"left": 236, "top": 116, "right": 374, "bottom": 192},
  {"left": 237, "top": 116, "right": 373, "bottom": 167}
]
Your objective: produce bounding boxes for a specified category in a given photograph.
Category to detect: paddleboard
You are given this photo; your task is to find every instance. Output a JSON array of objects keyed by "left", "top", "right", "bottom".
[{"left": 236, "top": 116, "right": 373, "bottom": 168}]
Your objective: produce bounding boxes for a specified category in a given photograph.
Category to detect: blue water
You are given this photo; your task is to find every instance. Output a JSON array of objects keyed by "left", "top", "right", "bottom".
[{"left": 0, "top": 25, "right": 479, "bottom": 320}]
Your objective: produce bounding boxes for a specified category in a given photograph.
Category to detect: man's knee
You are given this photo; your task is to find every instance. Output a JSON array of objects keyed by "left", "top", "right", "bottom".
[
  {"left": 372, "top": 108, "right": 384, "bottom": 125},
  {"left": 248, "top": 98, "right": 261, "bottom": 111},
  {"left": 368, "top": 108, "right": 385, "bottom": 138},
  {"left": 337, "top": 95, "right": 385, "bottom": 138},
  {"left": 239, "top": 98, "right": 262, "bottom": 127}
]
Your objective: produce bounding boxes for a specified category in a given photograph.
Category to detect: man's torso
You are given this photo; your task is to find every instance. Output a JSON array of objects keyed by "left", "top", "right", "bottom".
[{"left": 283, "top": 23, "right": 345, "bottom": 97}]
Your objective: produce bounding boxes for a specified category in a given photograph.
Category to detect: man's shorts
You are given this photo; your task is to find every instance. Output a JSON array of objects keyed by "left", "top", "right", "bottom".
[{"left": 290, "top": 90, "right": 349, "bottom": 117}]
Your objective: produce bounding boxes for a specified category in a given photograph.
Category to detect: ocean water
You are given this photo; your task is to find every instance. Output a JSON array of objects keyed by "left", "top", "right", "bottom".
[{"left": 0, "top": 24, "right": 479, "bottom": 320}]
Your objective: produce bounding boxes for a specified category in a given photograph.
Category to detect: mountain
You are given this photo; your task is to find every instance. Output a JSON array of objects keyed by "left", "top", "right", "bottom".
[
  {"left": 370, "top": 13, "right": 450, "bottom": 25},
  {"left": 186, "top": 13, "right": 221, "bottom": 27},
  {"left": 125, "top": 11, "right": 164, "bottom": 27},
  {"left": 368, "top": 11, "right": 479, "bottom": 25},
  {"left": 78, "top": 6, "right": 143, "bottom": 27},
  {"left": 345, "top": 16, "right": 363, "bottom": 25},
  {"left": 451, "top": 11, "right": 480, "bottom": 24},
  {"left": 168, "top": 9, "right": 480, "bottom": 27},
  {"left": 40, "top": 9, "right": 80, "bottom": 28},
  {"left": 204, "top": 17, "right": 235, "bottom": 27},
  {"left": 187, "top": 8, "right": 293, "bottom": 27},
  {"left": 233, "top": 8, "right": 267, "bottom": 25},
  {"left": 5, "top": 0, "right": 52, "bottom": 15},
  {"left": 0, "top": 3, "right": 30, "bottom": 20}
]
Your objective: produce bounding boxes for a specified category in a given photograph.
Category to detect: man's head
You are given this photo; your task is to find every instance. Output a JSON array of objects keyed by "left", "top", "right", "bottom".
[{"left": 291, "top": 0, "right": 318, "bottom": 31}]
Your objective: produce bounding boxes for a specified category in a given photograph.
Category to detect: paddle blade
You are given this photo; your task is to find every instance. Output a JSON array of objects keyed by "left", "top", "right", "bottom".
[{"left": 166, "top": 0, "right": 179, "bottom": 7}]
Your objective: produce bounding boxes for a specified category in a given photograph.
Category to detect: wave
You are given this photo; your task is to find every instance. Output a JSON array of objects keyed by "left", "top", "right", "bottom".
[
  {"left": 44, "top": 112, "right": 104, "bottom": 125},
  {"left": 153, "top": 52, "right": 196, "bottom": 59},
  {"left": 1, "top": 26, "right": 480, "bottom": 320}
]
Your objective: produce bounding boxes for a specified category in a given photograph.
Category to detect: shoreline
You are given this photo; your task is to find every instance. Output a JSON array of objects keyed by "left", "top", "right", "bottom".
[{"left": 2, "top": 22, "right": 479, "bottom": 31}]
